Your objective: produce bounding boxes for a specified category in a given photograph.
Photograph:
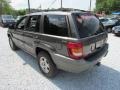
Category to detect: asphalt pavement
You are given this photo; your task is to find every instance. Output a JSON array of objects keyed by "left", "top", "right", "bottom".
[{"left": 0, "top": 27, "right": 120, "bottom": 90}]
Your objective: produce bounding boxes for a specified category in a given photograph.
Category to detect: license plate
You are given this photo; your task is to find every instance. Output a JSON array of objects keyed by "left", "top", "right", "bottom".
[{"left": 96, "top": 40, "right": 104, "bottom": 48}]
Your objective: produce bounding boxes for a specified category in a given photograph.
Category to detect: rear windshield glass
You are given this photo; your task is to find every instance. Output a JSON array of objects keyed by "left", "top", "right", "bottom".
[
  {"left": 2, "top": 15, "right": 14, "bottom": 20},
  {"left": 73, "top": 13, "right": 104, "bottom": 38}
]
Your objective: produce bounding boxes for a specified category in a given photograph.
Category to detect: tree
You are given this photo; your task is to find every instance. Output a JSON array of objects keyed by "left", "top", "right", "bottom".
[
  {"left": 95, "top": 0, "right": 120, "bottom": 14},
  {"left": 0, "top": 0, "right": 26, "bottom": 16},
  {"left": 0, "top": 0, "right": 13, "bottom": 15},
  {"left": 15, "top": 9, "right": 26, "bottom": 16}
]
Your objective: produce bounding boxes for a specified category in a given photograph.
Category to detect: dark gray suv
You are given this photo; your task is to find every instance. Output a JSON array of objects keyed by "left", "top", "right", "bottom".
[{"left": 7, "top": 10, "right": 108, "bottom": 78}]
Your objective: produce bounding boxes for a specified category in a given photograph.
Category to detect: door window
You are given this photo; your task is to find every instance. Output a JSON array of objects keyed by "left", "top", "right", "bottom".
[
  {"left": 26, "top": 15, "right": 40, "bottom": 32},
  {"left": 16, "top": 17, "right": 27, "bottom": 30}
]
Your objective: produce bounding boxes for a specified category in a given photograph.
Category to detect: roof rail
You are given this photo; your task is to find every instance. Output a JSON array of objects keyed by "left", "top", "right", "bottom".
[{"left": 40, "top": 8, "right": 87, "bottom": 12}]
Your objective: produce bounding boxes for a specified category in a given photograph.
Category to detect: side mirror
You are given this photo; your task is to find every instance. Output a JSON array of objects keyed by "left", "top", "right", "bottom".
[{"left": 8, "top": 23, "right": 16, "bottom": 29}]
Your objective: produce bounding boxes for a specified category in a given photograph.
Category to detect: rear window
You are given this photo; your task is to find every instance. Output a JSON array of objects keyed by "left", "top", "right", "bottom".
[
  {"left": 73, "top": 13, "right": 104, "bottom": 38},
  {"left": 100, "top": 19, "right": 108, "bottom": 22},
  {"left": 2, "top": 15, "right": 14, "bottom": 20}
]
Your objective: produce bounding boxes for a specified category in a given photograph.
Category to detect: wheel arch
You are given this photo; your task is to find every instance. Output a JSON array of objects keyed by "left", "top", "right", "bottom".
[
  {"left": 36, "top": 47, "right": 51, "bottom": 56},
  {"left": 35, "top": 47, "right": 57, "bottom": 67}
]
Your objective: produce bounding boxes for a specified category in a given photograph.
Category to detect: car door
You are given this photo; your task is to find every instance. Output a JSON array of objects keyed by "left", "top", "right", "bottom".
[
  {"left": 11, "top": 17, "right": 28, "bottom": 49},
  {"left": 41, "top": 15, "right": 70, "bottom": 55},
  {"left": 23, "top": 15, "right": 41, "bottom": 55}
]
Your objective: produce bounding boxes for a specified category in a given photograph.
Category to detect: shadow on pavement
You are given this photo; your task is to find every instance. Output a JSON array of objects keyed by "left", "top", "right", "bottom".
[
  {"left": 16, "top": 50, "right": 120, "bottom": 90},
  {"left": 16, "top": 50, "right": 40, "bottom": 73},
  {"left": 51, "top": 66, "right": 120, "bottom": 90}
]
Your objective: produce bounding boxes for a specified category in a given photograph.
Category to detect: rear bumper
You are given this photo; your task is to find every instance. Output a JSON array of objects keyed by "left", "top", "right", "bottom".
[
  {"left": 51, "top": 44, "right": 108, "bottom": 73},
  {"left": 113, "top": 30, "right": 120, "bottom": 34}
]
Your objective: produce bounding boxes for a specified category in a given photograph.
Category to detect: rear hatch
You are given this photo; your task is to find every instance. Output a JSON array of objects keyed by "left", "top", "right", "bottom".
[{"left": 73, "top": 13, "right": 108, "bottom": 59}]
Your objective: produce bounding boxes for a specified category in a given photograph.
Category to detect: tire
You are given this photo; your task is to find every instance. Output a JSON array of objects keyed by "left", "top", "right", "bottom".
[
  {"left": 38, "top": 51, "right": 58, "bottom": 78},
  {"left": 115, "top": 33, "right": 120, "bottom": 36},
  {"left": 112, "top": 30, "right": 114, "bottom": 34},
  {"left": 107, "top": 28, "right": 112, "bottom": 33},
  {"left": 9, "top": 37, "right": 18, "bottom": 51},
  {"left": 1, "top": 23, "right": 5, "bottom": 27},
  {"left": 96, "top": 62, "right": 101, "bottom": 66},
  {"left": 1, "top": 22, "right": 5, "bottom": 27}
]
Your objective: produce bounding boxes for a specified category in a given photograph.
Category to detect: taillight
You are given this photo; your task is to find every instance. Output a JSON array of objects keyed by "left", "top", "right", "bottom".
[{"left": 67, "top": 42, "right": 83, "bottom": 60}]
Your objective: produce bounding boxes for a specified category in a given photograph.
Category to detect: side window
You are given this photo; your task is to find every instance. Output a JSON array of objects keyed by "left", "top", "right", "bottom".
[
  {"left": 17, "top": 17, "right": 27, "bottom": 30},
  {"left": 26, "top": 15, "right": 40, "bottom": 32},
  {"left": 44, "top": 15, "right": 68, "bottom": 37}
]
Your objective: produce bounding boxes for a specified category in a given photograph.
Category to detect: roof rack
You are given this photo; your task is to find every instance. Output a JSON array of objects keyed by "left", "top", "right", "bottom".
[{"left": 40, "top": 8, "right": 87, "bottom": 12}]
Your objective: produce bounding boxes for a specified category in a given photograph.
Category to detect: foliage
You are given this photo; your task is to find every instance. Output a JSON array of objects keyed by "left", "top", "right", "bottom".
[
  {"left": 95, "top": 0, "right": 120, "bottom": 14},
  {"left": 15, "top": 9, "right": 26, "bottom": 16},
  {"left": 0, "top": 0, "right": 26, "bottom": 16},
  {"left": 0, "top": 0, "right": 14, "bottom": 15}
]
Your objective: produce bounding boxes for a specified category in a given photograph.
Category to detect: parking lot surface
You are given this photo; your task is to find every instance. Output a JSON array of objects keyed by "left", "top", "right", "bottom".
[{"left": 0, "top": 27, "right": 120, "bottom": 90}]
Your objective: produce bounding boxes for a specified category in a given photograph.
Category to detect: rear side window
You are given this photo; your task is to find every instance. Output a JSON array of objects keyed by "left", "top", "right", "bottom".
[
  {"left": 73, "top": 13, "right": 104, "bottom": 38},
  {"left": 44, "top": 15, "right": 68, "bottom": 37}
]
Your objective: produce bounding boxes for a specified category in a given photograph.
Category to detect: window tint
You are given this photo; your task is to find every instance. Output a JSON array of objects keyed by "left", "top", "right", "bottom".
[
  {"left": 73, "top": 13, "right": 104, "bottom": 38},
  {"left": 44, "top": 15, "right": 68, "bottom": 37},
  {"left": 100, "top": 19, "right": 108, "bottom": 22},
  {"left": 2, "top": 15, "right": 14, "bottom": 20},
  {"left": 17, "top": 17, "right": 27, "bottom": 30},
  {"left": 26, "top": 15, "right": 40, "bottom": 32}
]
